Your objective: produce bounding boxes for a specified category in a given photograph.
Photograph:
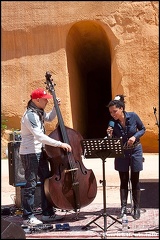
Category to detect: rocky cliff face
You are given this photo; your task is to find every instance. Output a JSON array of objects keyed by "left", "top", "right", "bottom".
[{"left": 1, "top": 1, "right": 159, "bottom": 157}]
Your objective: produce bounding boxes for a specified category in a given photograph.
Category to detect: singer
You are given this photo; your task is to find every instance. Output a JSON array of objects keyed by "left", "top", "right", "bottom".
[{"left": 106, "top": 95, "right": 146, "bottom": 220}]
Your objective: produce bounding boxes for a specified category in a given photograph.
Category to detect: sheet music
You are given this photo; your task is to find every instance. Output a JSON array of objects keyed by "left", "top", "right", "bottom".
[{"left": 81, "top": 138, "right": 124, "bottom": 158}]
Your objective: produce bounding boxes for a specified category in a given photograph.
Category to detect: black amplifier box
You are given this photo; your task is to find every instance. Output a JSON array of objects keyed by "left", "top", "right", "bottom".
[{"left": 8, "top": 142, "right": 26, "bottom": 187}]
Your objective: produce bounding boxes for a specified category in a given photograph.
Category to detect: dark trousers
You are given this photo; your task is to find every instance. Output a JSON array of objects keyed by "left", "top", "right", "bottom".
[
  {"left": 119, "top": 171, "right": 140, "bottom": 190},
  {"left": 20, "top": 151, "right": 54, "bottom": 218}
]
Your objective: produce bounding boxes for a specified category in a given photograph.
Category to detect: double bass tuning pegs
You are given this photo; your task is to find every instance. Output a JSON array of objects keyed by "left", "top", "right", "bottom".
[{"left": 45, "top": 71, "right": 52, "bottom": 78}]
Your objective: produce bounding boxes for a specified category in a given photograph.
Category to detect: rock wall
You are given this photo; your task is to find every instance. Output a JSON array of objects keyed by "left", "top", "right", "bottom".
[{"left": 1, "top": 1, "right": 159, "bottom": 157}]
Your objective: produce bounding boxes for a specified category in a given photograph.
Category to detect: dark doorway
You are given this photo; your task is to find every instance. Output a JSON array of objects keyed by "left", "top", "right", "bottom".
[{"left": 66, "top": 21, "right": 111, "bottom": 139}]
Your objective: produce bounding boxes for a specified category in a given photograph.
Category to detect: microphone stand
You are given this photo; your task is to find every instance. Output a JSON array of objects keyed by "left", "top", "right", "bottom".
[
  {"left": 135, "top": 108, "right": 159, "bottom": 234},
  {"left": 153, "top": 107, "right": 159, "bottom": 129}
]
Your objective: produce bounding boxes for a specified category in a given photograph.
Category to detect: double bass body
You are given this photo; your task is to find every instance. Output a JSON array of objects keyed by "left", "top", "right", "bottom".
[{"left": 44, "top": 126, "right": 97, "bottom": 211}]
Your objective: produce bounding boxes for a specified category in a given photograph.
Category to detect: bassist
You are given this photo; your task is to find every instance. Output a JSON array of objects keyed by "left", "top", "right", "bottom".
[{"left": 19, "top": 88, "right": 71, "bottom": 226}]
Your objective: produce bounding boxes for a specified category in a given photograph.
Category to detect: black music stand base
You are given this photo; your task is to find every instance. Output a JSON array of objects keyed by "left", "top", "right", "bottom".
[
  {"left": 80, "top": 138, "right": 127, "bottom": 238},
  {"left": 81, "top": 156, "right": 122, "bottom": 239},
  {"left": 81, "top": 211, "right": 122, "bottom": 231}
]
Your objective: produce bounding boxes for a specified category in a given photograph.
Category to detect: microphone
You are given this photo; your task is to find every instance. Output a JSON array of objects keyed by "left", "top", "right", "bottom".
[{"left": 108, "top": 120, "right": 115, "bottom": 138}]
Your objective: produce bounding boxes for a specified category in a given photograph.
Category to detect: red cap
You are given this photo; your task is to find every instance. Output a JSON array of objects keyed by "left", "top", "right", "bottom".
[{"left": 31, "top": 88, "right": 52, "bottom": 99}]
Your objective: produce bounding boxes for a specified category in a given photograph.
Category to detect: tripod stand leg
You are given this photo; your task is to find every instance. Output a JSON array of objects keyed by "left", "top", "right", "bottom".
[
  {"left": 107, "top": 214, "right": 130, "bottom": 229},
  {"left": 81, "top": 213, "right": 104, "bottom": 230},
  {"left": 82, "top": 158, "right": 123, "bottom": 235},
  {"left": 81, "top": 212, "right": 124, "bottom": 231},
  {"left": 107, "top": 214, "right": 122, "bottom": 225},
  {"left": 134, "top": 226, "right": 159, "bottom": 233}
]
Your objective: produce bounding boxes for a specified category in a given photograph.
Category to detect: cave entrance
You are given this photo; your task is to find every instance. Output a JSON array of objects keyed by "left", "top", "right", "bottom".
[{"left": 66, "top": 21, "right": 111, "bottom": 138}]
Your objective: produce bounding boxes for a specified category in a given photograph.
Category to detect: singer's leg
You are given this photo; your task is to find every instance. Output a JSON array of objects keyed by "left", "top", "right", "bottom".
[
  {"left": 117, "top": 171, "right": 129, "bottom": 219},
  {"left": 131, "top": 171, "right": 141, "bottom": 220}
]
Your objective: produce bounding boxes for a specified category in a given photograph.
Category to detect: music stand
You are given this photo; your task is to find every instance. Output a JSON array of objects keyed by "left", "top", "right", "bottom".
[{"left": 81, "top": 137, "right": 126, "bottom": 239}]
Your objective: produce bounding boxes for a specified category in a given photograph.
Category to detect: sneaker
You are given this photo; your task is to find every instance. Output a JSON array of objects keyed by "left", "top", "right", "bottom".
[
  {"left": 42, "top": 214, "right": 64, "bottom": 222},
  {"left": 23, "top": 215, "right": 43, "bottom": 226}
]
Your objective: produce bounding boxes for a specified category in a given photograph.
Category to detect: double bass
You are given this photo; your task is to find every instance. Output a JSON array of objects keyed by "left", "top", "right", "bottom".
[{"left": 44, "top": 72, "right": 97, "bottom": 213}]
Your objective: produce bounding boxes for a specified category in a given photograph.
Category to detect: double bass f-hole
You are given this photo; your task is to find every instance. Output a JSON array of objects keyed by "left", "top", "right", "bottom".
[{"left": 44, "top": 71, "right": 97, "bottom": 213}]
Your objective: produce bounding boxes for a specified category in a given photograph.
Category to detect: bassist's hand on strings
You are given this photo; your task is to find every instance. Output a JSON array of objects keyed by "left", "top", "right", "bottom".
[{"left": 60, "top": 142, "right": 72, "bottom": 152}]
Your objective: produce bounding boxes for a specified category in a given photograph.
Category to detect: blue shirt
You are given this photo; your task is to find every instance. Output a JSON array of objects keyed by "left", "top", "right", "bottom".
[
  {"left": 109, "top": 111, "right": 146, "bottom": 172},
  {"left": 110, "top": 112, "right": 146, "bottom": 145}
]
